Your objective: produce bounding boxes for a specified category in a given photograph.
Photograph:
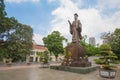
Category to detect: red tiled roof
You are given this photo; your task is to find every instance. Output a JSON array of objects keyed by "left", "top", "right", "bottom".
[{"left": 33, "top": 45, "right": 47, "bottom": 51}]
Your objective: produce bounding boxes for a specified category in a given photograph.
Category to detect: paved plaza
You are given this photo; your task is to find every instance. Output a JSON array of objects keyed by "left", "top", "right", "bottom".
[{"left": 0, "top": 64, "right": 120, "bottom": 80}]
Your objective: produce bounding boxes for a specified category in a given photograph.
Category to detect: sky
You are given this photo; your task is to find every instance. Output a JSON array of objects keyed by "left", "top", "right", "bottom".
[{"left": 4, "top": 0, "right": 120, "bottom": 46}]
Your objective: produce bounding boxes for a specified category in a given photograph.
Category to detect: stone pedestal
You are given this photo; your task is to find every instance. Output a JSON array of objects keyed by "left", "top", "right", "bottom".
[
  {"left": 50, "top": 65, "right": 98, "bottom": 74},
  {"left": 62, "top": 42, "right": 91, "bottom": 67}
]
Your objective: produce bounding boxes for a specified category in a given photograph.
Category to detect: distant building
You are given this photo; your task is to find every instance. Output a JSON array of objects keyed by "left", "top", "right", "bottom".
[
  {"left": 89, "top": 37, "right": 96, "bottom": 46},
  {"left": 29, "top": 43, "right": 47, "bottom": 62}
]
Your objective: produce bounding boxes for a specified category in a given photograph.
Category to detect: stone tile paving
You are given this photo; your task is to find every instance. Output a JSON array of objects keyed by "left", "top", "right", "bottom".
[
  {"left": 0, "top": 64, "right": 41, "bottom": 70},
  {"left": 0, "top": 66, "right": 120, "bottom": 80}
]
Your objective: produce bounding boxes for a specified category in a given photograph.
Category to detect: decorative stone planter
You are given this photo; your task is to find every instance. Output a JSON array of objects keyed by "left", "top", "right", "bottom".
[
  {"left": 26, "top": 63, "right": 31, "bottom": 65},
  {"left": 50, "top": 65, "right": 98, "bottom": 74},
  {"left": 41, "top": 63, "right": 49, "bottom": 68},
  {"left": 99, "top": 68, "right": 116, "bottom": 78},
  {"left": 6, "top": 63, "right": 12, "bottom": 67}
]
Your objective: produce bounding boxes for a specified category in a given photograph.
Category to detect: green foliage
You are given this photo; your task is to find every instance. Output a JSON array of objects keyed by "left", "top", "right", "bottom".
[
  {"left": 113, "top": 60, "right": 120, "bottom": 64},
  {"left": 101, "top": 65, "right": 117, "bottom": 70},
  {"left": 94, "top": 59, "right": 105, "bottom": 64},
  {"left": 95, "top": 44, "right": 118, "bottom": 69},
  {"left": 100, "top": 44, "right": 117, "bottom": 59},
  {"left": 110, "top": 28, "right": 120, "bottom": 59},
  {"left": 80, "top": 40, "right": 100, "bottom": 56},
  {"left": 0, "top": 0, "right": 6, "bottom": 19},
  {"left": 68, "top": 51, "right": 72, "bottom": 58},
  {"left": 43, "top": 31, "right": 67, "bottom": 61},
  {"left": 63, "top": 48, "right": 66, "bottom": 55},
  {"left": 37, "top": 51, "right": 50, "bottom": 64},
  {"left": 84, "top": 55, "right": 88, "bottom": 59},
  {"left": 36, "top": 52, "right": 42, "bottom": 57},
  {"left": 0, "top": 23, "right": 33, "bottom": 61},
  {"left": 100, "top": 44, "right": 117, "bottom": 60},
  {"left": 0, "top": 0, "right": 33, "bottom": 62},
  {"left": 101, "top": 28, "right": 120, "bottom": 59},
  {"left": 100, "top": 44, "right": 111, "bottom": 51}
]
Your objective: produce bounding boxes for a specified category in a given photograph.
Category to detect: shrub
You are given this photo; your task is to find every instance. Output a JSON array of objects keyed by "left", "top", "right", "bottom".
[
  {"left": 98, "top": 44, "right": 118, "bottom": 70},
  {"left": 94, "top": 59, "right": 105, "bottom": 64}
]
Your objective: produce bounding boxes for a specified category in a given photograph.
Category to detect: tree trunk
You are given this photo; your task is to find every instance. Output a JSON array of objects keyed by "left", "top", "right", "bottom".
[{"left": 55, "top": 56, "right": 58, "bottom": 61}]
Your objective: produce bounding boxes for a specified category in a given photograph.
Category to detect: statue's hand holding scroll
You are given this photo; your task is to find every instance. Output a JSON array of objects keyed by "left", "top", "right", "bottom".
[{"left": 68, "top": 20, "right": 71, "bottom": 26}]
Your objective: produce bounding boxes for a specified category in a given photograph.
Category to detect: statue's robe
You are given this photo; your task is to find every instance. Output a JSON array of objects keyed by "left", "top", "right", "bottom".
[{"left": 70, "top": 20, "right": 82, "bottom": 43}]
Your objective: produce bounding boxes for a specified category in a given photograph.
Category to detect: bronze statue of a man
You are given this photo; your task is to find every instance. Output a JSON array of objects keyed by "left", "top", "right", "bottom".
[{"left": 68, "top": 13, "right": 82, "bottom": 43}]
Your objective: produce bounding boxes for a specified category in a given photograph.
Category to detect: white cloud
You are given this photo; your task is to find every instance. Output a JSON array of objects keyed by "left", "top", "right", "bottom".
[
  {"left": 50, "top": 0, "right": 120, "bottom": 45},
  {"left": 48, "top": 0, "right": 56, "bottom": 3},
  {"left": 33, "top": 33, "right": 43, "bottom": 45},
  {"left": 50, "top": 0, "right": 79, "bottom": 43},
  {"left": 72, "top": 0, "right": 83, "bottom": 7},
  {"left": 5, "top": 0, "right": 40, "bottom": 3},
  {"left": 97, "top": 0, "right": 120, "bottom": 10},
  {"left": 104, "top": 11, "right": 120, "bottom": 32}
]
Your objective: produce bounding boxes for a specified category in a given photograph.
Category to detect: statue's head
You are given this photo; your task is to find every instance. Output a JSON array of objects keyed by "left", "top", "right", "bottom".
[{"left": 74, "top": 13, "right": 78, "bottom": 20}]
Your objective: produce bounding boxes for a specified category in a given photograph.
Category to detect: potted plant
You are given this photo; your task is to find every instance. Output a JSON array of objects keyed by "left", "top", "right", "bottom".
[
  {"left": 39, "top": 51, "right": 50, "bottom": 68},
  {"left": 99, "top": 44, "right": 117, "bottom": 78},
  {"left": 2, "top": 57, "right": 12, "bottom": 66}
]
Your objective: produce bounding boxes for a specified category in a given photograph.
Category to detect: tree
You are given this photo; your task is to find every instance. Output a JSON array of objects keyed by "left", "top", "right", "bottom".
[
  {"left": 0, "top": 9, "right": 19, "bottom": 61},
  {"left": 85, "top": 44, "right": 100, "bottom": 56},
  {"left": 43, "top": 31, "right": 67, "bottom": 61},
  {"left": 109, "top": 28, "right": 120, "bottom": 59},
  {"left": 0, "top": 0, "right": 9, "bottom": 36},
  {"left": 37, "top": 51, "right": 50, "bottom": 64},
  {"left": 0, "top": 0, "right": 33, "bottom": 62},
  {"left": 0, "top": 0, "right": 6, "bottom": 19},
  {"left": 0, "top": 0, "right": 7, "bottom": 40},
  {"left": 7, "top": 23, "right": 33, "bottom": 61},
  {"left": 95, "top": 44, "right": 117, "bottom": 69},
  {"left": 101, "top": 28, "right": 120, "bottom": 59},
  {"left": 0, "top": 22, "right": 33, "bottom": 62},
  {"left": 80, "top": 37, "right": 100, "bottom": 56}
]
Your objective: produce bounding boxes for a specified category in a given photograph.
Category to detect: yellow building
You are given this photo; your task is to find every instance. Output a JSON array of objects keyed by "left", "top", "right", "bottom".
[{"left": 30, "top": 43, "right": 47, "bottom": 62}]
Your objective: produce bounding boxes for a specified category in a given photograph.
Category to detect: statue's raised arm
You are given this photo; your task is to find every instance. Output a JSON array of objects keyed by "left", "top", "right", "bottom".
[
  {"left": 68, "top": 20, "right": 71, "bottom": 26},
  {"left": 68, "top": 20, "right": 73, "bottom": 34}
]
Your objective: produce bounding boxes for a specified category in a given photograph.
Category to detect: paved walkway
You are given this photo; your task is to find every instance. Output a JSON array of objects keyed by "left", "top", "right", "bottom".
[
  {"left": 0, "top": 63, "right": 120, "bottom": 80},
  {"left": 0, "top": 64, "right": 40, "bottom": 70},
  {"left": 0, "top": 62, "right": 60, "bottom": 70}
]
